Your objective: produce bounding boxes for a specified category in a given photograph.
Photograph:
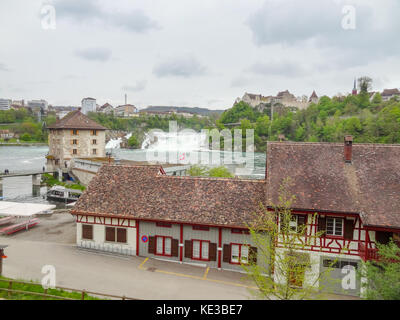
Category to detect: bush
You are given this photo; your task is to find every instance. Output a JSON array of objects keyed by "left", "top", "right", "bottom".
[{"left": 20, "top": 133, "right": 32, "bottom": 141}]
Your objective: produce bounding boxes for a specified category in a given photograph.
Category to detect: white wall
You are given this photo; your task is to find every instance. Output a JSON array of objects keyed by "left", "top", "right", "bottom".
[{"left": 76, "top": 216, "right": 137, "bottom": 256}]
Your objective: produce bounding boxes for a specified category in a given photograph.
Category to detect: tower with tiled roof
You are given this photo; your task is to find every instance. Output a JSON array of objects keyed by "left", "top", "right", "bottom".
[{"left": 46, "top": 110, "right": 107, "bottom": 171}]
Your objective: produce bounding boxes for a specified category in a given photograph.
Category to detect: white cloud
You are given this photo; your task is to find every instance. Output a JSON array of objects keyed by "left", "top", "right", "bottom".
[
  {"left": 153, "top": 55, "right": 206, "bottom": 78},
  {"left": 122, "top": 80, "right": 147, "bottom": 92},
  {"left": 75, "top": 47, "right": 112, "bottom": 62}
]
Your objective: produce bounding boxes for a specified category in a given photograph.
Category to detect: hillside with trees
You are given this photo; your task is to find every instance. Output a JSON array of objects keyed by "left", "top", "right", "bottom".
[{"left": 218, "top": 78, "right": 400, "bottom": 151}]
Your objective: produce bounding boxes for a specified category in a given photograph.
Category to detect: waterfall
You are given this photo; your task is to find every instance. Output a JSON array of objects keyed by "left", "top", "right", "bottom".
[
  {"left": 141, "top": 131, "right": 209, "bottom": 152},
  {"left": 106, "top": 132, "right": 132, "bottom": 149}
]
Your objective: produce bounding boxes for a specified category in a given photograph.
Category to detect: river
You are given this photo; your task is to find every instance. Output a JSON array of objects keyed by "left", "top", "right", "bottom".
[{"left": 0, "top": 132, "right": 266, "bottom": 203}]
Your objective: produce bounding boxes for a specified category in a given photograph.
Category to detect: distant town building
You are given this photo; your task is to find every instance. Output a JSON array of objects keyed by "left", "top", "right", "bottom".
[
  {"left": 49, "top": 106, "right": 80, "bottom": 119},
  {"left": 81, "top": 97, "right": 97, "bottom": 115},
  {"left": 46, "top": 110, "right": 107, "bottom": 171},
  {"left": 0, "top": 99, "right": 12, "bottom": 111},
  {"left": 352, "top": 79, "right": 358, "bottom": 96},
  {"left": 309, "top": 90, "right": 319, "bottom": 104},
  {"left": 114, "top": 104, "right": 138, "bottom": 117},
  {"left": 381, "top": 88, "right": 400, "bottom": 102},
  {"left": 0, "top": 129, "right": 14, "bottom": 140},
  {"left": 98, "top": 103, "right": 114, "bottom": 114},
  {"left": 28, "top": 99, "right": 48, "bottom": 111},
  {"left": 12, "top": 99, "right": 24, "bottom": 107}
]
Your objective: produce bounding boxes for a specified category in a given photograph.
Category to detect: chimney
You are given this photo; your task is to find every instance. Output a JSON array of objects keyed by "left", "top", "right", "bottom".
[{"left": 344, "top": 135, "right": 353, "bottom": 163}]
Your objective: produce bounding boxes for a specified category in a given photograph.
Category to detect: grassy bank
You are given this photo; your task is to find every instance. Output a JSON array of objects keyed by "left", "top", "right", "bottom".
[{"left": 0, "top": 276, "right": 99, "bottom": 300}]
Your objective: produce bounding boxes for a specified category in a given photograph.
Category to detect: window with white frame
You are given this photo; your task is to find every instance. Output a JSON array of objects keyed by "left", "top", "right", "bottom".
[
  {"left": 155, "top": 236, "right": 172, "bottom": 256},
  {"left": 230, "top": 244, "right": 249, "bottom": 264},
  {"left": 326, "top": 217, "right": 344, "bottom": 236},
  {"left": 192, "top": 240, "right": 209, "bottom": 260}
]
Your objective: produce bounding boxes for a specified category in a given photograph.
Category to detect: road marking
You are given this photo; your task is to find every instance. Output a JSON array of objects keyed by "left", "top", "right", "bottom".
[
  {"left": 203, "top": 267, "right": 210, "bottom": 280},
  {"left": 138, "top": 257, "right": 149, "bottom": 270}
]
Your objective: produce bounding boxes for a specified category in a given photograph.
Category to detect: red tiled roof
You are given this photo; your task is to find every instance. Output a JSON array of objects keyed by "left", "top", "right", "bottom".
[
  {"left": 266, "top": 141, "right": 400, "bottom": 229},
  {"left": 71, "top": 165, "right": 266, "bottom": 228},
  {"left": 47, "top": 110, "right": 107, "bottom": 130}
]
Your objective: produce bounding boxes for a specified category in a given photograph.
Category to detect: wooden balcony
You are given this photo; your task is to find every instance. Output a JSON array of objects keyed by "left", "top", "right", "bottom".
[{"left": 358, "top": 243, "right": 379, "bottom": 261}]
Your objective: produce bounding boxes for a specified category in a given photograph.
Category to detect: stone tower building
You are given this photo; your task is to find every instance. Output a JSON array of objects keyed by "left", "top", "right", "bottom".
[{"left": 46, "top": 110, "right": 107, "bottom": 171}]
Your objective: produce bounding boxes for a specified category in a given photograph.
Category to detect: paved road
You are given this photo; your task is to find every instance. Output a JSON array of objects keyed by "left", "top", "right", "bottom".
[{"left": 1, "top": 238, "right": 254, "bottom": 300}]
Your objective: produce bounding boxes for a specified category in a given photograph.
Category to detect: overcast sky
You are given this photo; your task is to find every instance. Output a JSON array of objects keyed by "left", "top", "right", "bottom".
[{"left": 0, "top": 0, "right": 399, "bottom": 109}]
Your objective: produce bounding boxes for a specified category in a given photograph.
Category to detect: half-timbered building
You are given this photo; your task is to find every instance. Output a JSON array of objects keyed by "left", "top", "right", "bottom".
[{"left": 70, "top": 136, "right": 400, "bottom": 296}]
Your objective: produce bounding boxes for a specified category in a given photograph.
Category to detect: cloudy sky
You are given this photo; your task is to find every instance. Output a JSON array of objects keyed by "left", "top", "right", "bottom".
[{"left": 0, "top": 0, "right": 399, "bottom": 109}]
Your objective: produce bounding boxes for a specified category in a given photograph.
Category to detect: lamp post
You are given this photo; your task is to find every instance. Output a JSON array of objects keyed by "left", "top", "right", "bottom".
[{"left": 0, "top": 245, "right": 8, "bottom": 276}]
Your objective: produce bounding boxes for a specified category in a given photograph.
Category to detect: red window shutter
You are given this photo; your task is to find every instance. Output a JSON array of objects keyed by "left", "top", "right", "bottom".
[
  {"left": 249, "top": 247, "right": 258, "bottom": 264},
  {"left": 171, "top": 239, "right": 179, "bottom": 257},
  {"left": 105, "top": 227, "right": 115, "bottom": 242},
  {"left": 184, "top": 240, "right": 192, "bottom": 258},
  {"left": 117, "top": 228, "right": 127, "bottom": 243},
  {"left": 344, "top": 220, "right": 354, "bottom": 240},
  {"left": 209, "top": 243, "right": 217, "bottom": 261},
  {"left": 82, "top": 225, "right": 93, "bottom": 240},
  {"left": 223, "top": 244, "right": 231, "bottom": 263},
  {"left": 148, "top": 236, "right": 156, "bottom": 254},
  {"left": 317, "top": 217, "right": 326, "bottom": 237}
]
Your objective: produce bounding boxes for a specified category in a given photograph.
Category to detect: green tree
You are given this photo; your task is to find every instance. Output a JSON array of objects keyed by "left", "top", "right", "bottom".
[
  {"left": 127, "top": 135, "right": 140, "bottom": 149},
  {"left": 187, "top": 165, "right": 208, "bottom": 177},
  {"left": 360, "top": 240, "right": 400, "bottom": 300},
  {"left": 208, "top": 166, "right": 233, "bottom": 178}
]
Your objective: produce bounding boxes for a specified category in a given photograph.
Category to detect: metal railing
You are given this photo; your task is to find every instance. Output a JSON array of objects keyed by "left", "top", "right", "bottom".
[{"left": 0, "top": 279, "right": 140, "bottom": 300}]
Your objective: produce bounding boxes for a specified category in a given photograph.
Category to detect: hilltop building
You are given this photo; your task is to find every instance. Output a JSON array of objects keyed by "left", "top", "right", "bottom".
[
  {"left": 115, "top": 104, "right": 138, "bottom": 117},
  {"left": 240, "top": 90, "right": 317, "bottom": 110},
  {"left": 71, "top": 137, "right": 400, "bottom": 296},
  {"left": 98, "top": 103, "right": 114, "bottom": 114},
  {"left": 309, "top": 90, "right": 319, "bottom": 104},
  {"left": 81, "top": 97, "right": 97, "bottom": 115},
  {"left": 46, "top": 110, "right": 107, "bottom": 171},
  {"left": 381, "top": 88, "right": 400, "bottom": 102}
]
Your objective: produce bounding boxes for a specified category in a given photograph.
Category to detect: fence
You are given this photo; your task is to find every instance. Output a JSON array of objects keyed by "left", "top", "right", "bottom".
[{"left": 0, "top": 278, "right": 140, "bottom": 300}]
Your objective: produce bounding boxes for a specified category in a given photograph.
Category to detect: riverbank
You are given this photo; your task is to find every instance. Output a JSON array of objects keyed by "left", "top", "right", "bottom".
[{"left": 0, "top": 142, "right": 48, "bottom": 147}]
